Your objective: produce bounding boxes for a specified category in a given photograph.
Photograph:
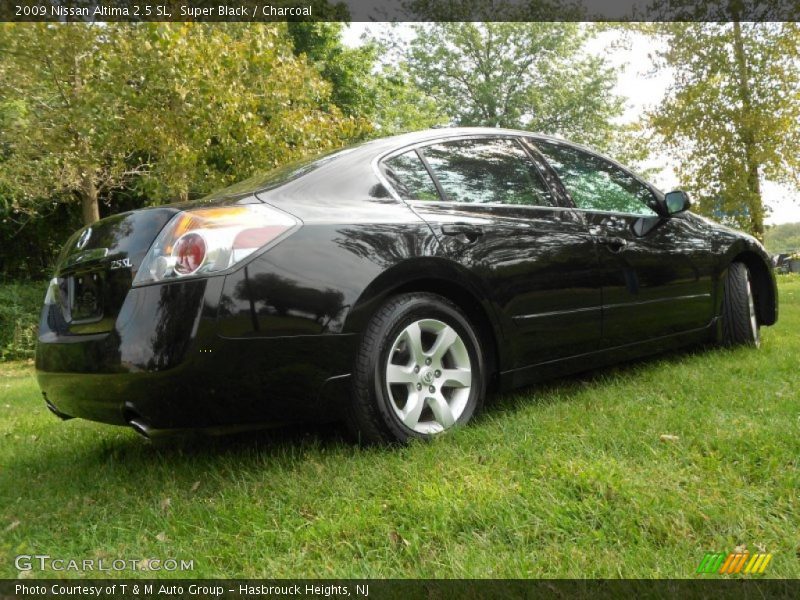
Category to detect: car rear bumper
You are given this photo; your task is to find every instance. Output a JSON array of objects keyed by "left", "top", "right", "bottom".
[{"left": 35, "top": 276, "right": 356, "bottom": 433}]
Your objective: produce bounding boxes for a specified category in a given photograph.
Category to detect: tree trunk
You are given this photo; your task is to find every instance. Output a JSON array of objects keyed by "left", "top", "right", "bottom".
[
  {"left": 732, "top": 20, "right": 765, "bottom": 240},
  {"left": 80, "top": 171, "right": 100, "bottom": 225}
]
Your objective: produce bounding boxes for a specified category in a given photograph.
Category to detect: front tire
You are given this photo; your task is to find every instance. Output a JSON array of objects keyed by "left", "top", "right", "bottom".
[
  {"left": 721, "top": 262, "right": 760, "bottom": 347},
  {"left": 347, "top": 293, "right": 486, "bottom": 444}
]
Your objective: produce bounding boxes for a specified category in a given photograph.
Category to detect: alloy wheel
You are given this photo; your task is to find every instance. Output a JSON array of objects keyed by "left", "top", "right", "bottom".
[{"left": 384, "top": 318, "right": 472, "bottom": 434}]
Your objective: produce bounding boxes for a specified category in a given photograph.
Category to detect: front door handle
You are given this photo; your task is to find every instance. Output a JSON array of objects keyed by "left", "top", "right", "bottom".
[
  {"left": 597, "top": 236, "right": 628, "bottom": 253},
  {"left": 600, "top": 215, "right": 629, "bottom": 233},
  {"left": 440, "top": 224, "right": 483, "bottom": 243}
]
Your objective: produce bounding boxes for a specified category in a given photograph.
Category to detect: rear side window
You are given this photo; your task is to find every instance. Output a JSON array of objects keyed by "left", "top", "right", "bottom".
[
  {"left": 383, "top": 151, "right": 441, "bottom": 201},
  {"left": 420, "top": 138, "right": 554, "bottom": 206},
  {"left": 533, "top": 140, "right": 658, "bottom": 216}
]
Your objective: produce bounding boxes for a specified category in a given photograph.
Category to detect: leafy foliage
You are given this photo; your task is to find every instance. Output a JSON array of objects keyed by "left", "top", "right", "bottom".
[
  {"left": 394, "top": 23, "right": 625, "bottom": 152},
  {"left": 289, "top": 22, "right": 448, "bottom": 135},
  {"left": 0, "top": 279, "right": 44, "bottom": 360},
  {"left": 648, "top": 23, "right": 800, "bottom": 238},
  {"left": 0, "top": 23, "right": 370, "bottom": 226},
  {"left": 764, "top": 222, "right": 800, "bottom": 254},
  {"left": 287, "top": 22, "right": 379, "bottom": 119},
  {"left": 369, "top": 65, "right": 449, "bottom": 135},
  {"left": 0, "top": 196, "right": 79, "bottom": 279}
]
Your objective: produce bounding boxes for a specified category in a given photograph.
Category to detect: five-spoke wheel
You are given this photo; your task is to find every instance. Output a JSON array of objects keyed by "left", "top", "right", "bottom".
[{"left": 347, "top": 293, "right": 485, "bottom": 444}]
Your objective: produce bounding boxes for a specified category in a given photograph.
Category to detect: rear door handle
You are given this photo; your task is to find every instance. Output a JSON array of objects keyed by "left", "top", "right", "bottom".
[
  {"left": 597, "top": 236, "right": 628, "bottom": 253},
  {"left": 440, "top": 224, "right": 483, "bottom": 243}
]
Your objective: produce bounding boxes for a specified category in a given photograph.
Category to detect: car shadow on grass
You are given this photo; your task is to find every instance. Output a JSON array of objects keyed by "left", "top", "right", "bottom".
[
  {"left": 110, "top": 341, "right": 730, "bottom": 457},
  {"left": 482, "top": 341, "right": 734, "bottom": 416},
  {"left": 8, "top": 340, "right": 738, "bottom": 480}
]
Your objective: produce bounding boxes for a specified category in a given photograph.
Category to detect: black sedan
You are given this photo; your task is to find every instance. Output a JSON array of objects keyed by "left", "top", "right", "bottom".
[{"left": 36, "top": 128, "right": 778, "bottom": 444}]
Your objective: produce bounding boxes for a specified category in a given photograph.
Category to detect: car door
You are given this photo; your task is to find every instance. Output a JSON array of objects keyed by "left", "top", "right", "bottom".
[
  {"left": 380, "top": 135, "right": 603, "bottom": 370},
  {"left": 530, "top": 138, "right": 716, "bottom": 348}
]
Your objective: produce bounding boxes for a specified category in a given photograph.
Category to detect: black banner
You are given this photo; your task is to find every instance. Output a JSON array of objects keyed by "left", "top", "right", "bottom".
[
  {"left": 2, "top": 0, "right": 800, "bottom": 22},
  {"left": 3, "top": 579, "right": 800, "bottom": 600}
]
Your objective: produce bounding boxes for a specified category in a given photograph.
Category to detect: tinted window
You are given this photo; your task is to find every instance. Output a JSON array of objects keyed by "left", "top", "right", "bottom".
[
  {"left": 534, "top": 140, "right": 657, "bottom": 216},
  {"left": 383, "top": 151, "right": 440, "bottom": 201},
  {"left": 420, "top": 138, "right": 554, "bottom": 206}
]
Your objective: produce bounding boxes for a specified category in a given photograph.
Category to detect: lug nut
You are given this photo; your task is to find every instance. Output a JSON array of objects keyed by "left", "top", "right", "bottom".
[
  {"left": 416, "top": 383, "right": 422, "bottom": 390},
  {"left": 428, "top": 386, "right": 435, "bottom": 393},
  {"left": 414, "top": 365, "right": 420, "bottom": 373},
  {"left": 425, "top": 358, "right": 432, "bottom": 366},
  {"left": 434, "top": 370, "right": 441, "bottom": 377}
]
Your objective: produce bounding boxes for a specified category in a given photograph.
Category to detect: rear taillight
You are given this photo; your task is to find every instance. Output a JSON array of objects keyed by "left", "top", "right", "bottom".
[
  {"left": 173, "top": 232, "right": 206, "bottom": 276},
  {"left": 133, "top": 204, "right": 298, "bottom": 286}
]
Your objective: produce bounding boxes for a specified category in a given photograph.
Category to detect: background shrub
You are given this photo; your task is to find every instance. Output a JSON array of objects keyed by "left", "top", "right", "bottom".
[{"left": 0, "top": 279, "right": 45, "bottom": 360}]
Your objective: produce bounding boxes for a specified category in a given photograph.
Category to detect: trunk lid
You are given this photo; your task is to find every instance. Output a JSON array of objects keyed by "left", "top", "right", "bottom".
[{"left": 48, "top": 207, "right": 177, "bottom": 335}]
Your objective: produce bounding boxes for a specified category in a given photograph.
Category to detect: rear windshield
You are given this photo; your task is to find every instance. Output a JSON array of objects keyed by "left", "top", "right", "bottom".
[{"left": 198, "top": 144, "right": 363, "bottom": 202}]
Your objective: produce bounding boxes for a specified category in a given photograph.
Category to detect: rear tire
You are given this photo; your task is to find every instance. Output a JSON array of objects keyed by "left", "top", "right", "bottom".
[
  {"left": 347, "top": 293, "right": 486, "bottom": 445},
  {"left": 721, "top": 262, "right": 760, "bottom": 347}
]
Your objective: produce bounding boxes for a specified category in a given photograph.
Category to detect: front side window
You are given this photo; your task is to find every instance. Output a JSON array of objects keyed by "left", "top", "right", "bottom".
[
  {"left": 382, "top": 151, "right": 440, "bottom": 201},
  {"left": 533, "top": 140, "right": 658, "bottom": 216},
  {"left": 419, "top": 138, "right": 554, "bottom": 206}
]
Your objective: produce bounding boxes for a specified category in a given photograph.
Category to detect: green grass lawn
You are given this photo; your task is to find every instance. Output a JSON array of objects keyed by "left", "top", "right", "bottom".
[{"left": 1, "top": 277, "right": 799, "bottom": 579}]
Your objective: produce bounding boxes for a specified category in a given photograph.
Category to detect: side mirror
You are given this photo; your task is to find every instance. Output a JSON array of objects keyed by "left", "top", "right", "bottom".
[{"left": 664, "top": 190, "right": 691, "bottom": 216}]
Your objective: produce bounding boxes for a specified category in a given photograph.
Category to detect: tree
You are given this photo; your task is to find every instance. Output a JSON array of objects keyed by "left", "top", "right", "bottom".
[
  {"left": 288, "top": 22, "right": 447, "bottom": 135},
  {"left": 0, "top": 23, "right": 369, "bottom": 226},
  {"left": 0, "top": 24, "right": 134, "bottom": 225},
  {"left": 648, "top": 23, "right": 800, "bottom": 238},
  {"left": 369, "top": 65, "right": 449, "bottom": 135},
  {"left": 396, "top": 23, "right": 624, "bottom": 151},
  {"left": 287, "top": 22, "right": 378, "bottom": 119}
]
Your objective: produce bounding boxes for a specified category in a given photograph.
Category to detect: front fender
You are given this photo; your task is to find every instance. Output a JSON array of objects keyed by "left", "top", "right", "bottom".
[{"left": 719, "top": 237, "right": 778, "bottom": 327}]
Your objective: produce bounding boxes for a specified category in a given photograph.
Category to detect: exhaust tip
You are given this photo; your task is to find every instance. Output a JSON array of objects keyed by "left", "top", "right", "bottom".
[
  {"left": 126, "top": 412, "right": 173, "bottom": 440},
  {"left": 42, "top": 393, "right": 74, "bottom": 421},
  {"left": 128, "top": 418, "right": 153, "bottom": 439}
]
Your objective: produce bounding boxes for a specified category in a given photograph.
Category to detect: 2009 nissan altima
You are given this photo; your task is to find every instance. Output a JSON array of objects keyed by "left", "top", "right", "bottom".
[{"left": 36, "top": 127, "right": 778, "bottom": 444}]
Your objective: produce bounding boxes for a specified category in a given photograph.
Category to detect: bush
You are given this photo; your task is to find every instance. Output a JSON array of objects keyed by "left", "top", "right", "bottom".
[
  {"left": 0, "top": 199, "right": 80, "bottom": 280},
  {"left": 0, "top": 280, "right": 46, "bottom": 361}
]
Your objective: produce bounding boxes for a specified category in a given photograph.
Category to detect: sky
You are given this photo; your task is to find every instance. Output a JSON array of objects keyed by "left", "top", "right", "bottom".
[{"left": 342, "top": 23, "right": 800, "bottom": 226}]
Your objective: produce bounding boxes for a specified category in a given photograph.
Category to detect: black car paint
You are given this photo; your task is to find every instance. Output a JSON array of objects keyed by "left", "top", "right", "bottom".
[{"left": 35, "top": 128, "right": 778, "bottom": 434}]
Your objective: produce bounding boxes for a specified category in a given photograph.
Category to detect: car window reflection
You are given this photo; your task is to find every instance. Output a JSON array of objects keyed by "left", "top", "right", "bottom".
[
  {"left": 419, "top": 138, "right": 554, "bottom": 207},
  {"left": 534, "top": 140, "right": 657, "bottom": 216},
  {"left": 383, "top": 151, "right": 440, "bottom": 202}
]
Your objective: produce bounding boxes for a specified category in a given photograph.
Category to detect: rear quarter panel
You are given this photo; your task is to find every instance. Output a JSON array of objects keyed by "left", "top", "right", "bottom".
[{"left": 216, "top": 202, "right": 441, "bottom": 339}]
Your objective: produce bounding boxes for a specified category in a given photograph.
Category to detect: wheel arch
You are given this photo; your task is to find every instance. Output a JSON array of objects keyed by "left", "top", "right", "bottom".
[{"left": 343, "top": 258, "right": 507, "bottom": 385}]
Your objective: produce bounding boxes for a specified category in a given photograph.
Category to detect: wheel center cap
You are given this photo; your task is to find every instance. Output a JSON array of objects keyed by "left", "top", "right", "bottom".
[{"left": 421, "top": 370, "right": 435, "bottom": 385}]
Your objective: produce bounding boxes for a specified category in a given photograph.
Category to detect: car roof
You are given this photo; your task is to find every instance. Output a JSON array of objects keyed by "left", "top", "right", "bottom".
[
  {"left": 351, "top": 127, "right": 632, "bottom": 178},
  {"left": 357, "top": 126, "right": 564, "bottom": 154}
]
